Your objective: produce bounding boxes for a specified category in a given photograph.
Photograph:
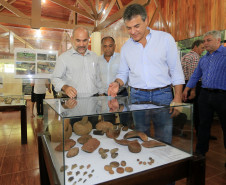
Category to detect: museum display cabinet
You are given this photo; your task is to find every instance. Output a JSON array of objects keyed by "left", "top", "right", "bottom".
[
  {"left": 0, "top": 94, "right": 27, "bottom": 144},
  {"left": 39, "top": 96, "right": 205, "bottom": 185}
]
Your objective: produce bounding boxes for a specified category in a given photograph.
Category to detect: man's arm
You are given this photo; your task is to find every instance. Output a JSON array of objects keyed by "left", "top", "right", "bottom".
[
  {"left": 95, "top": 58, "right": 104, "bottom": 95},
  {"left": 52, "top": 56, "right": 67, "bottom": 92},
  {"left": 173, "top": 84, "right": 183, "bottom": 103}
]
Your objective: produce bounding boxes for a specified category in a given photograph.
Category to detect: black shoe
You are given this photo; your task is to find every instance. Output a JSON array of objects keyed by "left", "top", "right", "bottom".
[{"left": 209, "top": 135, "right": 217, "bottom": 140}]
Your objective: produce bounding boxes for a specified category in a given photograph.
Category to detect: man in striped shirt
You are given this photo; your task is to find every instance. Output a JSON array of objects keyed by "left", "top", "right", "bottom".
[
  {"left": 182, "top": 40, "right": 205, "bottom": 82},
  {"left": 183, "top": 30, "right": 226, "bottom": 156},
  {"left": 52, "top": 26, "right": 104, "bottom": 98}
]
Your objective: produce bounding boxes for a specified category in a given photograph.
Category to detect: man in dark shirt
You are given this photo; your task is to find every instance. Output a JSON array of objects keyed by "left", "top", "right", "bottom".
[{"left": 183, "top": 30, "right": 226, "bottom": 156}]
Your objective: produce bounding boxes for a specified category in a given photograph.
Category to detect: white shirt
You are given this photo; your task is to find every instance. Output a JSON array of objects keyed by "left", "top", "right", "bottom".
[
  {"left": 117, "top": 28, "right": 185, "bottom": 89},
  {"left": 34, "top": 79, "right": 48, "bottom": 94},
  {"left": 98, "top": 52, "right": 120, "bottom": 94},
  {"left": 52, "top": 48, "right": 104, "bottom": 97}
]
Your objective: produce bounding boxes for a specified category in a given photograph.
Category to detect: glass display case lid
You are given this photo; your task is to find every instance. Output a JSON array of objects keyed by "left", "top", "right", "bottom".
[{"left": 44, "top": 96, "right": 189, "bottom": 118}]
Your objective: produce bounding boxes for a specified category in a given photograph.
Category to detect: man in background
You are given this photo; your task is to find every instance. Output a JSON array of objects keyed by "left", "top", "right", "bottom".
[
  {"left": 183, "top": 30, "right": 226, "bottom": 156},
  {"left": 181, "top": 40, "right": 205, "bottom": 136},
  {"left": 99, "top": 36, "right": 127, "bottom": 96},
  {"left": 98, "top": 36, "right": 128, "bottom": 125},
  {"left": 34, "top": 79, "right": 51, "bottom": 118}
]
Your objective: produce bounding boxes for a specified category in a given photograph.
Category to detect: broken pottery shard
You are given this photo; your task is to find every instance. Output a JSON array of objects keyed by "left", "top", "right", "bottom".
[
  {"left": 77, "top": 135, "right": 92, "bottom": 144},
  {"left": 106, "top": 128, "right": 120, "bottom": 139},
  {"left": 123, "top": 131, "right": 148, "bottom": 141},
  {"left": 66, "top": 147, "right": 79, "bottom": 158},
  {"left": 82, "top": 138, "right": 100, "bottom": 153},
  {"left": 128, "top": 140, "right": 142, "bottom": 153},
  {"left": 96, "top": 121, "right": 114, "bottom": 133},
  {"left": 60, "top": 165, "right": 68, "bottom": 172},
  {"left": 114, "top": 138, "right": 131, "bottom": 146},
  {"left": 141, "top": 140, "right": 166, "bottom": 148},
  {"left": 55, "top": 139, "right": 76, "bottom": 152}
]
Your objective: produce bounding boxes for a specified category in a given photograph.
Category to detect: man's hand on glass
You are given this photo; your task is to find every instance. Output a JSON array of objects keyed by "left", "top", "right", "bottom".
[
  {"left": 108, "top": 99, "right": 124, "bottom": 112},
  {"left": 169, "top": 96, "right": 183, "bottom": 118},
  {"left": 61, "top": 98, "right": 77, "bottom": 109},
  {"left": 108, "top": 82, "right": 119, "bottom": 97},
  {"left": 62, "top": 85, "right": 77, "bottom": 98}
]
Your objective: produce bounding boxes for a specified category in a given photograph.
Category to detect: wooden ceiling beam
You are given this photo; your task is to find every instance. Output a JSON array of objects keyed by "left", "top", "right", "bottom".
[
  {"left": 116, "top": 0, "right": 123, "bottom": 9},
  {"left": 0, "top": 14, "right": 94, "bottom": 30},
  {"left": 99, "top": 0, "right": 116, "bottom": 24},
  {"left": 98, "top": 0, "right": 108, "bottom": 19},
  {"left": 9, "top": 31, "right": 14, "bottom": 53},
  {"left": 88, "top": 0, "right": 98, "bottom": 19},
  {"left": 0, "top": 32, "right": 9, "bottom": 37},
  {"left": 148, "top": 6, "right": 159, "bottom": 28},
  {"left": 0, "top": 0, "right": 28, "bottom": 18},
  {"left": 153, "top": 0, "right": 170, "bottom": 33},
  {"left": 94, "top": 0, "right": 150, "bottom": 31},
  {"left": 0, "top": 14, "right": 30, "bottom": 26},
  {"left": 77, "top": 0, "right": 94, "bottom": 19},
  {"left": 0, "top": 0, "right": 16, "bottom": 12},
  {"left": 31, "top": 0, "right": 41, "bottom": 29},
  {"left": 0, "top": 24, "right": 35, "bottom": 49},
  {"left": 49, "top": 0, "right": 95, "bottom": 21},
  {"left": 95, "top": 0, "right": 100, "bottom": 13}
]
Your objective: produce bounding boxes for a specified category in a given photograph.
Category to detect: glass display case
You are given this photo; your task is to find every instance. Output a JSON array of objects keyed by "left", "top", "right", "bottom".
[
  {"left": 0, "top": 95, "right": 25, "bottom": 106},
  {"left": 39, "top": 96, "right": 205, "bottom": 185}
]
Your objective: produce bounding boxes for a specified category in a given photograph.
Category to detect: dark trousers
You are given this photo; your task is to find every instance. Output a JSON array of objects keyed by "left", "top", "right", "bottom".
[
  {"left": 184, "top": 80, "right": 202, "bottom": 133},
  {"left": 35, "top": 94, "right": 46, "bottom": 116},
  {"left": 196, "top": 89, "right": 226, "bottom": 155}
]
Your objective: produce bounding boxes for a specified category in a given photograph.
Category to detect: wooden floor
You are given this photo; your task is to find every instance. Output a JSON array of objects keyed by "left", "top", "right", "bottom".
[{"left": 0, "top": 100, "right": 225, "bottom": 185}]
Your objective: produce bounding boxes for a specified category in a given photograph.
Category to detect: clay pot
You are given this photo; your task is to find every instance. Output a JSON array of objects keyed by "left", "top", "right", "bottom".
[
  {"left": 49, "top": 118, "right": 72, "bottom": 142},
  {"left": 96, "top": 121, "right": 114, "bottom": 133},
  {"left": 73, "top": 116, "right": 92, "bottom": 136}
]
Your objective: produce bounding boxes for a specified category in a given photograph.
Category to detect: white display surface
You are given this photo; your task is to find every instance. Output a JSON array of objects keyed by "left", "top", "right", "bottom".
[{"left": 49, "top": 130, "right": 192, "bottom": 185}]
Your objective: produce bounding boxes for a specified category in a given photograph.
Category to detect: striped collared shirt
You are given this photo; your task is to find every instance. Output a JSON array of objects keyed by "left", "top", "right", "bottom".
[
  {"left": 181, "top": 51, "right": 200, "bottom": 80},
  {"left": 98, "top": 52, "right": 121, "bottom": 94},
  {"left": 187, "top": 45, "right": 226, "bottom": 90},
  {"left": 52, "top": 48, "right": 104, "bottom": 97}
]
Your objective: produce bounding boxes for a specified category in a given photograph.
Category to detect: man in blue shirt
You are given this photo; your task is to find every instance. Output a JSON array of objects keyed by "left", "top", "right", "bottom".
[
  {"left": 108, "top": 4, "right": 184, "bottom": 107},
  {"left": 108, "top": 4, "right": 184, "bottom": 147},
  {"left": 183, "top": 30, "right": 226, "bottom": 156}
]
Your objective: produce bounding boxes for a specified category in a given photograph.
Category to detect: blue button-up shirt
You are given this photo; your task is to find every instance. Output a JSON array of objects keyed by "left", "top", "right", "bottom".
[
  {"left": 116, "top": 28, "right": 184, "bottom": 89},
  {"left": 187, "top": 45, "right": 226, "bottom": 90}
]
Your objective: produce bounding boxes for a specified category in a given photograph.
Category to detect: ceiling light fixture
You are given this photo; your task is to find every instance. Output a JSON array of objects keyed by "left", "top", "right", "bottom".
[{"left": 35, "top": 29, "right": 42, "bottom": 38}]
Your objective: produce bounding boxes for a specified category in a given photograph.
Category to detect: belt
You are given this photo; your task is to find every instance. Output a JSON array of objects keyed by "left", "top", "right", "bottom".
[
  {"left": 133, "top": 85, "right": 171, "bottom": 92},
  {"left": 203, "top": 88, "right": 226, "bottom": 93}
]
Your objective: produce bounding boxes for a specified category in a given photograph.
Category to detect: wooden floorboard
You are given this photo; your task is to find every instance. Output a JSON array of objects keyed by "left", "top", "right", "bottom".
[{"left": 0, "top": 100, "right": 225, "bottom": 185}]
